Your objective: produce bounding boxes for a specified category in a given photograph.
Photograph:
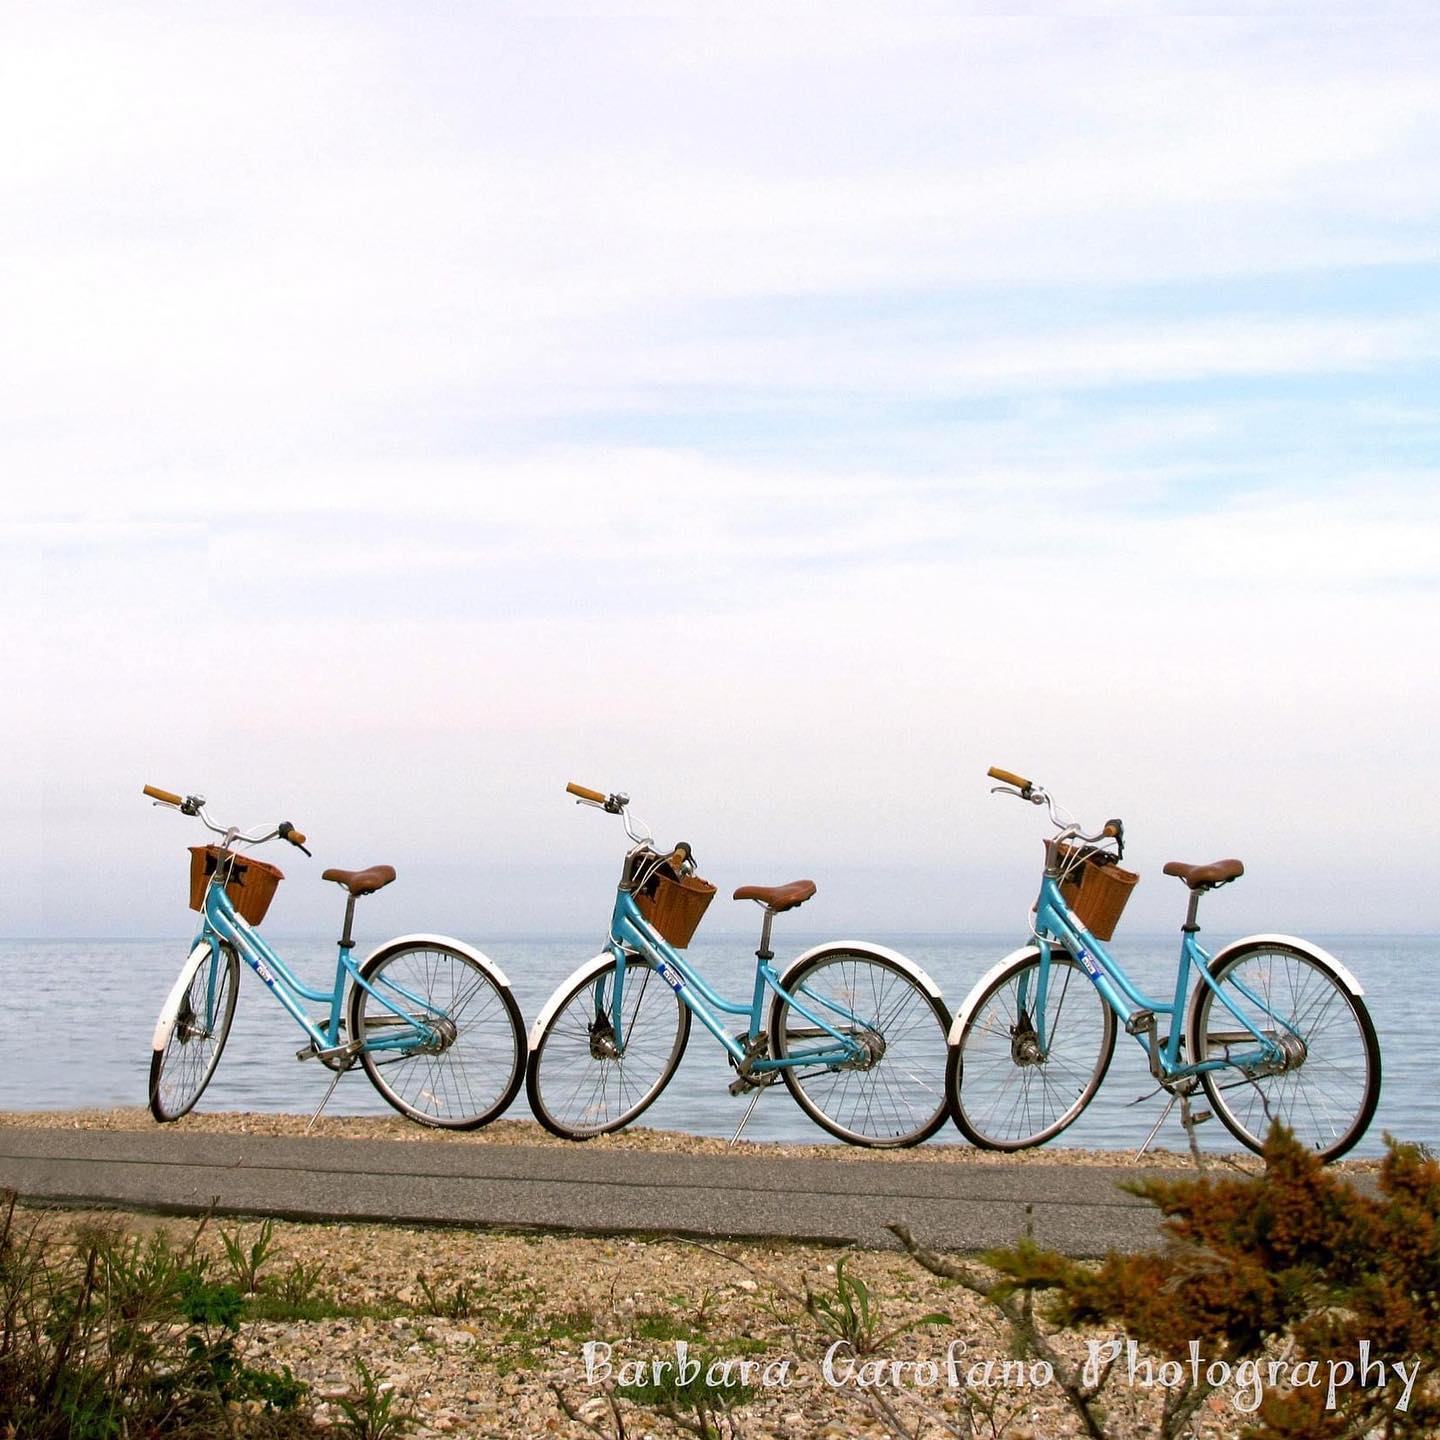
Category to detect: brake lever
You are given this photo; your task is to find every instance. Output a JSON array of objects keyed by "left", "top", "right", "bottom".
[{"left": 990, "top": 784, "right": 1030, "bottom": 801}]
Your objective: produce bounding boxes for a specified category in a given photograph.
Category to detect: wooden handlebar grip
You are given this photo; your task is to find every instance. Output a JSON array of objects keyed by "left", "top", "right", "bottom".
[
  {"left": 287, "top": 830, "right": 307, "bottom": 846},
  {"left": 987, "top": 766, "right": 1031, "bottom": 790},
  {"left": 566, "top": 782, "right": 607, "bottom": 804},
  {"left": 1102, "top": 824, "right": 1119, "bottom": 838},
  {"left": 144, "top": 785, "right": 183, "bottom": 806}
]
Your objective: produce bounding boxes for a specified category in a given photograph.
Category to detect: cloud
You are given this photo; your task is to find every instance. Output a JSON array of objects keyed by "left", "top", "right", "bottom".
[{"left": 2, "top": 8, "right": 1438, "bottom": 937}]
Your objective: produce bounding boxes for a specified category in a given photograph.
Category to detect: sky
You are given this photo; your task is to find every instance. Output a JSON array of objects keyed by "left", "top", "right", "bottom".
[{"left": 3, "top": 7, "right": 1438, "bottom": 942}]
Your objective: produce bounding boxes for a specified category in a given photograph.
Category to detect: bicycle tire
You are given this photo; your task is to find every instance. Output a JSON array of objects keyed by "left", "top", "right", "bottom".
[
  {"left": 349, "top": 940, "right": 525, "bottom": 1130},
  {"left": 769, "top": 947, "right": 952, "bottom": 1147},
  {"left": 1187, "top": 940, "right": 1380, "bottom": 1162},
  {"left": 526, "top": 952, "right": 690, "bottom": 1140},
  {"left": 149, "top": 941, "right": 240, "bottom": 1122},
  {"left": 948, "top": 948, "right": 1116, "bottom": 1149}
]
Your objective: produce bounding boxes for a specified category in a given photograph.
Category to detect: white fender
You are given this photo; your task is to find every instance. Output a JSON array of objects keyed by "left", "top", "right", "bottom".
[
  {"left": 152, "top": 940, "right": 218, "bottom": 1051},
  {"left": 1206, "top": 933, "right": 1365, "bottom": 997},
  {"left": 527, "top": 952, "right": 615, "bottom": 1051},
  {"left": 947, "top": 944, "right": 1042, "bottom": 1046},
  {"left": 775, "top": 940, "right": 947, "bottom": 1007},
  {"left": 360, "top": 933, "right": 512, "bottom": 990}
]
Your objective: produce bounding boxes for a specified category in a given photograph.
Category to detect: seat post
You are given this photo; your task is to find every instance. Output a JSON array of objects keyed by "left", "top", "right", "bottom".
[
  {"left": 755, "top": 907, "right": 776, "bottom": 962},
  {"left": 338, "top": 894, "right": 359, "bottom": 951},
  {"left": 1183, "top": 887, "right": 1203, "bottom": 934}
]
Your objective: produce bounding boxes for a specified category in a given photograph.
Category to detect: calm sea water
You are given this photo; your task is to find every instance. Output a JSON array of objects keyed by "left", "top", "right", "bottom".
[{"left": 1, "top": 933, "right": 1428, "bottom": 1157}]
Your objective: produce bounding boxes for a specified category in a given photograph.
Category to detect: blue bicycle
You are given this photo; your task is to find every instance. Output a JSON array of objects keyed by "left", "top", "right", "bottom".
[
  {"left": 945, "top": 768, "right": 1381, "bottom": 1161},
  {"left": 525, "top": 784, "right": 952, "bottom": 1147},
  {"left": 144, "top": 785, "right": 526, "bottom": 1129}
]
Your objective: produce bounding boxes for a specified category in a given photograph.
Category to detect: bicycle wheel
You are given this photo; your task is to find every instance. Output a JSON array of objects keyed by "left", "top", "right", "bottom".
[
  {"left": 350, "top": 941, "right": 525, "bottom": 1130},
  {"left": 948, "top": 949, "right": 1116, "bottom": 1149},
  {"left": 149, "top": 941, "right": 240, "bottom": 1122},
  {"left": 769, "top": 948, "right": 952, "bottom": 1147},
  {"left": 1187, "top": 941, "right": 1380, "bottom": 1162},
  {"left": 526, "top": 953, "right": 690, "bottom": 1139}
]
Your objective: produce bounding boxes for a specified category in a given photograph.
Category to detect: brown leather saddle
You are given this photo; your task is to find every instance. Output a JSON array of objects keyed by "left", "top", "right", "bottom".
[
  {"left": 1162, "top": 859, "right": 1243, "bottom": 891},
  {"left": 732, "top": 880, "right": 817, "bottom": 912},
  {"left": 321, "top": 865, "right": 396, "bottom": 896}
]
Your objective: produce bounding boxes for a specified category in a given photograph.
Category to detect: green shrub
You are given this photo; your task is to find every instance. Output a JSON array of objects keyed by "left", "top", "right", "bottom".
[
  {"left": 803, "top": 1256, "right": 947, "bottom": 1356},
  {"left": 0, "top": 1194, "right": 313, "bottom": 1438},
  {"left": 981, "top": 1128, "right": 1439, "bottom": 1438},
  {"left": 333, "top": 1357, "right": 414, "bottom": 1440}
]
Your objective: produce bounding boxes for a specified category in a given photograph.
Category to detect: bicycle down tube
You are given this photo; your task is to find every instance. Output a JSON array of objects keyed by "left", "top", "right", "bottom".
[
  {"left": 200, "top": 883, "right": 442, "bottom": 1058},
  {"left": 605, "top": 890, "right": 866, "bottom": 1075},
  {"left": 1029, "top": 873, "right": 1286, "bottom": 1081}
]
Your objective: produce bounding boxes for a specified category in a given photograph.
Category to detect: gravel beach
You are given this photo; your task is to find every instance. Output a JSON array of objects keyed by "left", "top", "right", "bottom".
[
  {"left": 0, "top": 1105, "right": 1384, "bottom": 1170},
  {"left": 3, "top": 1108, "right": 1372, "bottom": 1437}
]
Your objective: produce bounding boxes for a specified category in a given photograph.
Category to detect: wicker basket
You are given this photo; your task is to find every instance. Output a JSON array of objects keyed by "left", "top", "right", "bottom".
[
  {"left": 188, "top": 846, "right": 284, "bottom": 926},
  {"left": 636, "top": 869, "right": 717, "bottom": 948},
  {"left": 1055, "top": 844, "right": 1139, "bottom": 942}
]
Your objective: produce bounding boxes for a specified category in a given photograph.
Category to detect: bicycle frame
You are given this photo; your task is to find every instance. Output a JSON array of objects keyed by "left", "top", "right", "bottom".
[
  {"left": 600, "top": 888, "right": 866, "bottom": 1073},
  {"left": 197, "top": 875, "right": 440, "bottom": 1057},
  {"left": 1027, "top": 869, "right": 1291, "bottom": 1079}
]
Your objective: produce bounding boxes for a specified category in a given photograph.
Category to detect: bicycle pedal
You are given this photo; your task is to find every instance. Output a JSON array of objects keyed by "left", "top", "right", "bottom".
[
  {"left": 1125, "top": 1009, "right": 1156, "bottom": 1037},
  {"left": 1183, "top": 1108, "right": 1213, "bottom": 1127}
]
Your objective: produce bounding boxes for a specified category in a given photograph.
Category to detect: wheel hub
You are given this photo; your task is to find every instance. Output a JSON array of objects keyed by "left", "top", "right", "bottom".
[
  {"left": 845, "top": 1027, "right": 886, "bottom": 1070},
  {"left": 588, "top": 1017, "right": 620, "bottom": 1060},
  {"left": 1275, "top": 1031, "right": 1308, "bottom": 1070},
  {"left": 1225, "top": 1028, "right": 1308, "bottom": 1077},
  {"left": 175, "top": 1004, "right": 207, "bottom": 1045},
  {"left": 417, "top": 1015, "right": 459, "bottom": 1055},
  {"left": 1010, "top": 1013, "right": 1046, "bottom": 1066}
]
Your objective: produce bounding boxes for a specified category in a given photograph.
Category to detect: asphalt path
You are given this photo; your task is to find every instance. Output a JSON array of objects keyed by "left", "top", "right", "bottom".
[{"left": 0, "top": 1126, "right": 1238, "bottom": 1257}]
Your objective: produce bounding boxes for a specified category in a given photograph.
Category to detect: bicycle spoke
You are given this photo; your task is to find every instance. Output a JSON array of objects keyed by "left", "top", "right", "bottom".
[
  {"left": 527, "top": 956, "right": 689, "bottom": 1138},
  {"left": 774, "top": 951, "right": 950, "bottom": 1147},
  {"left": 354, "top": 945, "right": 523, "bottom": 1129},
  {"left": 950, "top": 952, "right": 1114, "bottom": 1150},
  {"left": 1193, "top": 944, "right": 1378, "bottom": 1161},
  {"left": 150, "top": 945, "right": 239, "bottom": 1122}
]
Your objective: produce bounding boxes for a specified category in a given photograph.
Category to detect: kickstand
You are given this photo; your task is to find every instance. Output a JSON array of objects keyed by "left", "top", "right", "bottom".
[
  {"left": 1134, "top": 1091, "right": 1179, "bottom": 1160},
  {"left": 305, "top": 1062, "right": 348, "bottom": 1133},
  {"left": 729, "top": 1085, "right": 766, "bottom": 1149}
]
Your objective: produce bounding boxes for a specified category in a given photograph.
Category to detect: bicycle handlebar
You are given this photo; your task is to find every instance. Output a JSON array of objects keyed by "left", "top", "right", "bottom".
[
  {"left": 986, "top": 766, "right": 1032, "bottom": 792},
  {"left": 987, "top": 768, "right": 1124, "bottom": 857},
  {"left": 144, "top": 785, "right": 310, "bottom": 854},
  {"left": 565, "top": 782, "right": 679, "bottom": 859},
  {"left": 566, "top": 780, "right": 633, "bottom": 821}
]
